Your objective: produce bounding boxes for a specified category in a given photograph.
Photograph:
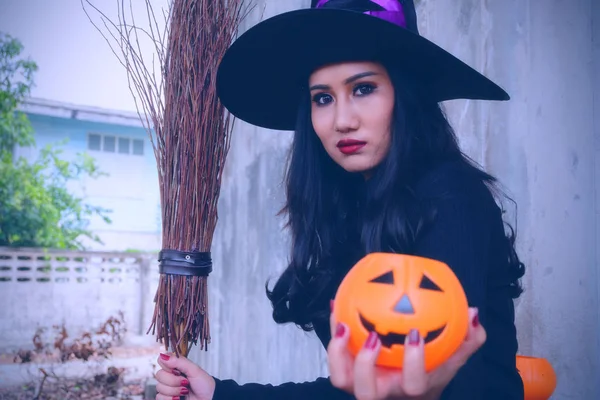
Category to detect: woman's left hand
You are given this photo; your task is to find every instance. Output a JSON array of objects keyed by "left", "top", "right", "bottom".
[{"left": 327, "top": 306, "right": 486, "bottom": 400}]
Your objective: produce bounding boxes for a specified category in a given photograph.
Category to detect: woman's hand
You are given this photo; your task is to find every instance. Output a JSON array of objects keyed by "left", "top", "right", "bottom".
[
  {"left": 327, "top": 307, "right": 486, "bottom": 400},
  {"left": 155, "top": 352, "right": 216, "bottom": 400}
]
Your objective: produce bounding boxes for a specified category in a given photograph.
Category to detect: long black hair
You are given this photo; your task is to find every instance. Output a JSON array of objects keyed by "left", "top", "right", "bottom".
[{"left": 265, "top": 64, "right": 526, "bottom": 331}]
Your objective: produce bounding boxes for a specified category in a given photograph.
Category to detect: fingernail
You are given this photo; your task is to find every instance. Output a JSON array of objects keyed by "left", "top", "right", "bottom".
[
  {"left": 335, "top": 322, "right": 345, "bottom": 338},
  {"left": 472, "top": 311, "right": 480, "bottom": 327},
  {"left": 181, "top": 378, "right": 190, "bottom": 387},
  {"left": 408, "top": 329, "right": 420, "bottom": 345},
  {"left": 330, "top": 300, "right": 334, "bottom": 312},
  {"left": 160, "top": 353, "right": 170, "bottom": 361},
  {"left": 172, "top": 368, "right": 182, "bottom": 376},
  {"left": 172, "top": 397, "right": 180, "bottom": 400},
  {"left": 365, "top": 331, "right": 379, "bottom": 350},
  {"left": 181, "top": 387, "right": 190, "bottom": 395}
]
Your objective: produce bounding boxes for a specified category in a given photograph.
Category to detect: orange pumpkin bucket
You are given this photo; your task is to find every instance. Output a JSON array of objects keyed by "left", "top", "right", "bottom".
[
  {"left": 333, "top": 252, "right": 469, "bottom": 371},
  {"left": 516, "top": 355, "right": 557, "bottom": 400}
]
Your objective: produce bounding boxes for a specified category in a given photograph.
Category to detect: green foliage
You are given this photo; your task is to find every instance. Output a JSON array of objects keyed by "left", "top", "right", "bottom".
[
  {"left": 0, "top": 32, "right": 112, "bottom": 249},
  {"left": 0, "top": 32, "right": 37, "bottom": 152}
]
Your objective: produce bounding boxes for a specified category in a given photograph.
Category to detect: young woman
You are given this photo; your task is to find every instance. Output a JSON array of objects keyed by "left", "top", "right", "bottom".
[{"left": 154, "top": 1, "right": 526, "bottom": 399}]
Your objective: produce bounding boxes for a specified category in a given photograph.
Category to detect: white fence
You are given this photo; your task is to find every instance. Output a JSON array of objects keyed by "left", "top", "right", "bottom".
[
  {"left": 0, "top": 247, "right": 159, "bottom": 353},
  {"left": 0, "top": 245, "right": 330, "bottom": 387}
]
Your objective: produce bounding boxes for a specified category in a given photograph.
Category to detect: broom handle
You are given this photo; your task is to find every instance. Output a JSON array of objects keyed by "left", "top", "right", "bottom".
[
  {"left": 177, "top": 323, "right": 189, "bottom": 399},
  {"left": 179, "top": 325, "right": 189, "bottom": 356}
]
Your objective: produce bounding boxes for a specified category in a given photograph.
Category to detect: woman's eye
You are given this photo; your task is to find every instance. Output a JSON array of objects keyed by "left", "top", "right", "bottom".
[
  {"left": 354, "top": 84, "right": 376, "bottom": 96},
  {"left": 312, "top": 93, "right": 332, "bottom": 106}
]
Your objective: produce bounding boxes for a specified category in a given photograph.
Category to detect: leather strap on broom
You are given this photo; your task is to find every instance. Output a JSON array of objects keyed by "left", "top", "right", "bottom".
[{"left": 153, "top": 250, "right": 213, "bottom": 357}]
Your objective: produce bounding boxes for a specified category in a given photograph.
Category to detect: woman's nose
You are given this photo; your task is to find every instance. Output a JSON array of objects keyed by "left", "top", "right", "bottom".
[{"left": 333, "top": 101, "right": 359, "bottom": 133}]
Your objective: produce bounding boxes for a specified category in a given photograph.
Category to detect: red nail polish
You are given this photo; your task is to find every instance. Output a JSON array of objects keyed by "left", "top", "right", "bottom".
[
  {"left": 473, "top": 312, "right": 480, "bottom": 327},
  {"left": 181, "top": 387, "right": 190, "bottom": 395},
  {"left": 330, "top": 300, "right": 334, "bottom": 312},
  {"left": 160, "top": 353, "right": 170, "bottom": 361},
  {"left": 365, "top": 331, "right": 379, "bottom": 350},
  {"left": 181, "top": 378, "right": 190, "bottom": 387},
  {"left": 335, "top": 322, "right": 345, "bottom": 338},
  {"left": 172, "top": 397, "right": 180, "bottom": 400},
  {"left": 408, "top": 329, "right": 420, "bottom": 345},
  {"left": 172, "top": 368, "right": 182, "bottom": 376}
]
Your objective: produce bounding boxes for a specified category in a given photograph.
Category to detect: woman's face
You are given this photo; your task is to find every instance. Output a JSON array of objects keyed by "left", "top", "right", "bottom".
[{"left": 309, "top": 61, "right": 394, "bottom": 176}]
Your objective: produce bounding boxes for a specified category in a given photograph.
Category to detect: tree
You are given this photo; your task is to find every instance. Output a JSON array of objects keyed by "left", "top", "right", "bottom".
[{"left": 0, "top": 32, "right": 111, "bottom": 249}]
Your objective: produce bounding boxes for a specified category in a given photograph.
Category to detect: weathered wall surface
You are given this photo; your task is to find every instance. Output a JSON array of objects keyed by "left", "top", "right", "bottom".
[
  {"left": 418, "top": 1, "right": 599, "bottom": 397},
  {"left": 190, "top": 1, "right": 600, "bottom": 399},
  {"left": 0, "top": 248, "right": 158, "bottom": 352}
]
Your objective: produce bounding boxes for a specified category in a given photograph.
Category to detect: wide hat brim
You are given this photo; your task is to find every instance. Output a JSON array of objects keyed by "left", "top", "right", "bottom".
[{"left": 216, "top": 8, "right": 510, "bottom": 131}]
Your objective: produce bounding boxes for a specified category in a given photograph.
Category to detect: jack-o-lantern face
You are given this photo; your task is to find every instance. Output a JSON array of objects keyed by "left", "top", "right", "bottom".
[{"left": 333, "top": 253, "right": 469, "bottom": 371}]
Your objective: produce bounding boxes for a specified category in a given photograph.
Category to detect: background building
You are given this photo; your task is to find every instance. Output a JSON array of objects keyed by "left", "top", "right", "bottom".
[{"left": 17, "top": 97, "right": 162, "bottom": 252}]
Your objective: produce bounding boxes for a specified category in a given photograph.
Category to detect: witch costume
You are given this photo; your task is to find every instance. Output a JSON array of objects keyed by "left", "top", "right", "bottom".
[{"left": 213, "top": 1, "right": 523, "bottom": 399}]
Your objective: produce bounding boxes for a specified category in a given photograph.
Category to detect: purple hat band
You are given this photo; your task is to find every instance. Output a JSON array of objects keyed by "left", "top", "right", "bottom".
[{"left": 315, "top": 0, "right": 407, "bottom": 28}]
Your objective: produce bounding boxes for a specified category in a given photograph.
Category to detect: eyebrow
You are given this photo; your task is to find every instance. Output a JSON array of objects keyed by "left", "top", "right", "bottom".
[{"left": 309, "top": 71, "right": 379, "bottom": 91}]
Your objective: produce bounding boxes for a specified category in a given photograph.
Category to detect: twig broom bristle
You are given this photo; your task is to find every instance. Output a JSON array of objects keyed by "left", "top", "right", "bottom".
[{"left": 82, "top": 0, "right": 249, "bottom": 357}]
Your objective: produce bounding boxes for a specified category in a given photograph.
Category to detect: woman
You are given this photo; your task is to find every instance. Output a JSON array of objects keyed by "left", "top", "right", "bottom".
[{"left": 154, "top": 1, "right": 526, "bottom": 399}]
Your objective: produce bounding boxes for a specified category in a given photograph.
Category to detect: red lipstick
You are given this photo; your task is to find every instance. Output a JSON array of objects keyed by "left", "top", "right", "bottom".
[{"left": 337, "top": 139, "right": 366, "bottom": 155}]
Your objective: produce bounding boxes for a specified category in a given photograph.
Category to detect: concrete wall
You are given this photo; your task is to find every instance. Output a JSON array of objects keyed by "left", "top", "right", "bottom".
[
  {"left": 0, "top": 247, "right": 159, "bottom": 352},
  {"left": 488, "top": 1, "right": 598, "bottom": 398},
  {"left": 189, "top": 0, "right": 600, "bottom": 399},
  {"left": 594, "top": 0, "right": 600, "bottom": 394},
  {"left": 595, "top": 0, "right": 600, "bottom": 393},
  {"left": 418, "top": 0, "right": 599, "bottom": 397}
]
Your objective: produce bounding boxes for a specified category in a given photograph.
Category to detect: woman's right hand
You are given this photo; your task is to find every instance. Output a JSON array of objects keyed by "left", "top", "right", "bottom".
[
  {"left": 327, "top": 307, "right": 486, "bottom": 400},
  {"left": 155, "top": 352, "right": 216, "bottom": 400}
]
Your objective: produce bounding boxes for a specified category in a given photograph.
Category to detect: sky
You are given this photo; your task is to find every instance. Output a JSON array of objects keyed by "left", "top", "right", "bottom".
[{"left": 0, "top": 0, "right": 170, "bottom": 113}]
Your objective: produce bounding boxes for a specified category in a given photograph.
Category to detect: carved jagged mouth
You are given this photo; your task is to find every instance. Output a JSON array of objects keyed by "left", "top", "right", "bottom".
[{"left": 359, "top": 313, "right": 446, "bottom": 348}]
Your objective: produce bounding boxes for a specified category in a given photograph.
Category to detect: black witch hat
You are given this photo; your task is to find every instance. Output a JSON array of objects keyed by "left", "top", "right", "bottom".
[{"left": 217, "top": 0, "right": 509, "bottom": 131}]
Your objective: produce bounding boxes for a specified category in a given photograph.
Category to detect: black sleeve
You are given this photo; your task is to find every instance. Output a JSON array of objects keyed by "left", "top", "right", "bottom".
[
  {"left": 212, "top": 376, "right": 355, "bottom": 400},
  {"left": 411, "top": 173, "right": 495, "bottom": 399}
]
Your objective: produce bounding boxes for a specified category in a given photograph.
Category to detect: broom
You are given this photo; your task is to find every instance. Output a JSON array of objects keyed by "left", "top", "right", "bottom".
[
  {"left": 147, "top": 0, "right": 244, "bottom": 358},
  {"left": 82, "top": 0, "right": 247, "bottom": 358}
]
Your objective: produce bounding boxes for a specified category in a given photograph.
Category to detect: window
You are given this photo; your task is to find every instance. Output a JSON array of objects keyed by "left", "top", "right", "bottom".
[
  {"left": 87, "top": 133, "right": 144, "bottom": 156},
  {"left": 132, "top": 139, "right": 144, "bottom": 155},
  {"left": 103, "top": 136, "right": 116, "bottom": 152},
  {"left": 88, "top": 134, "right": 101, "bottom": 151},
  {"left": 118, "top": 138, "right": 130, "bottom": 154}
]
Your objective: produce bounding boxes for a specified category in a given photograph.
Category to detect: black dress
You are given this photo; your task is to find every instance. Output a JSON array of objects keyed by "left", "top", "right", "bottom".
[{"left": 212, "top": 160, "right": 525, "bottom": 400}]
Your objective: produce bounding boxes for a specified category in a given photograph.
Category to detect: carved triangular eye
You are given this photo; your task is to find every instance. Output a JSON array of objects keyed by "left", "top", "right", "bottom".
[
  {"left": 419, "top": 274, "right": 442, "bottom": 291},
  {"left": 369, "top": 270, "right": 394, "bottom": 284}
]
